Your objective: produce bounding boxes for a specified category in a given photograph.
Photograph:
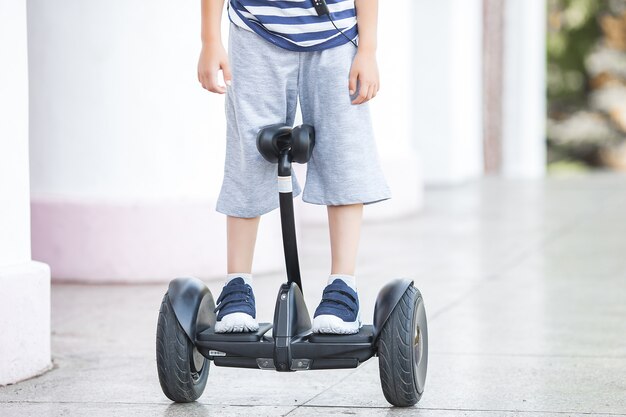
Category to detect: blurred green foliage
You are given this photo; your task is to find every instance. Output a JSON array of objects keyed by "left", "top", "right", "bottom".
[
  {"left": 547, "top": 0, "right": 626, "bottom": 171},
  {"left": 547, "top": 0, "right": 603, "bottom": 110}
]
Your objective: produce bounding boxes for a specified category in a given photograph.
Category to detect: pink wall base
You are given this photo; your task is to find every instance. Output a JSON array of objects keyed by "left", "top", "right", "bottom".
[{"left": 31, "top": 198, "right": 285, "bottom": 283}]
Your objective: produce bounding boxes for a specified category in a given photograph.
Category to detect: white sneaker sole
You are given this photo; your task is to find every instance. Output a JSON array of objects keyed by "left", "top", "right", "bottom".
[
  {"left": 312, "top": 314, "right": 361, "bottom": 335},
  {"left": 214, "top": 312, "right": 259, "bottom": 333}
]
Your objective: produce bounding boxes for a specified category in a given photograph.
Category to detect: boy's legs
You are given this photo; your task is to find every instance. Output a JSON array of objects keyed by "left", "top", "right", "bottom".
[
  {"left": 309, "top": 204, "right": 363, "bottom": 334},
  {"left": 223, "top": 199, "right": 363, "bottom": 333},
  {"left": 226, "top": 203, "right": 365, "bottom": 276},
  {"left": 227, "top": 215, "right": 260, "bottom": 274},
  {"left": 328, "top": 204, "right": 363, "bottom": 276},
  {"left": 216, "top": 24, "right": 389, "bottom": 334},
  {"left": 224, "top": 205, "right": 365, "bottom": 292},
  {"left": 213, "top": 216, "right": 260, "bottom": 333}
]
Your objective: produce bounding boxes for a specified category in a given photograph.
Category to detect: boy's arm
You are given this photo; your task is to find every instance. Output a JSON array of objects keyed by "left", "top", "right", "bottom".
[
  {"left": 201, "top": 0, "right": 225, "bottom": 44},
  {"left": 354, "top": 0, "right": 378, "bottom": 54},
  {"left": 350, "top": 0, "right": 380, "bottom": 105},
  {"left": 198, "top": 0, "right": 232, "bottom": 94}
]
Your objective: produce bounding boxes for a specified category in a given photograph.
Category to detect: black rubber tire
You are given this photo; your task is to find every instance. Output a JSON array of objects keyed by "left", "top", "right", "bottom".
[
  {"left": 378, "top": 285, "right": 428, "bottom": 407},
  {"left": 156, "top": 293, "right": 209, "bottom": 402}
]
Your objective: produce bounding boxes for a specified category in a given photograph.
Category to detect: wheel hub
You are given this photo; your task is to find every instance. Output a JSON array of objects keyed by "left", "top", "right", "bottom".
[
  {"left": 412, "top": 298, "right": 428, "bottom": 393},
  {"left": 191, "top": 347, "right": 205, "bottom": 380}
]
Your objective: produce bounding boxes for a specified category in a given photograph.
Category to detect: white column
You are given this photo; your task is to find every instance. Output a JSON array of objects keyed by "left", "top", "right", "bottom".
[
  {"left": 368, "top": 0, "right": 423, "bottom": 219},
  {"left": 27, "top": 1, "right": 284, "bottom": 282},
  {"left": 0, "top": 0, "right": 51, "bottom": 385},
  {"left": 411, "top": 0, "right": 484, "bottom": 185},
  {"left": 501, "top": 0, "right": 547, "bottom": 178}
]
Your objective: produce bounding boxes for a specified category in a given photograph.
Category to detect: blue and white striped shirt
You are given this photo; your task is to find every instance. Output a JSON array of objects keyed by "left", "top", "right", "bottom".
[{"left": 228, "top": 0, "right": 358, "bottom": 52}]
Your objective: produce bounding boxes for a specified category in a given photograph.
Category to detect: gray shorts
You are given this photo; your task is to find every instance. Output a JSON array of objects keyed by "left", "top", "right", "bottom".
[{"left": 216, "top": 23, "right": 391, "bottom": 218}]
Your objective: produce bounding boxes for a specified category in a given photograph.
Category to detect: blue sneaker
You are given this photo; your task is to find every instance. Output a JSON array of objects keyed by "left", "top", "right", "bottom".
[
  {"left": 312, "top": 279, "right": 361, "bottom": 334},
  {"left": 214, "top": 277, "right": 259, "bottom": 333}
]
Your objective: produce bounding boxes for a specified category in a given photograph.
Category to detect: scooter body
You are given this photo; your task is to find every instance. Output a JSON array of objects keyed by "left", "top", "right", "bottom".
[{"left": 168, "top": 275, "right": 412, "bottom": 372}]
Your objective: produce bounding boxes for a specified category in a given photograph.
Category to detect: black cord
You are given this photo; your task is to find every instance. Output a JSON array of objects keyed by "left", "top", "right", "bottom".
[{"left": 328, "top": 15, "right": 358, "bottom": 48}]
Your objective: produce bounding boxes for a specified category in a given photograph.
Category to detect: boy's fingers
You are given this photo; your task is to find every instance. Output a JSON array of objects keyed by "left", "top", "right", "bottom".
[
  {"left": 369, "top": 83, "right": 377, "bottom": 99},
  {"left": 207, "top": 70, "right": 225, "bottom": 94},
  {"left": 199, "top": 72, "right": 210, "bottom": 90},
  {"left": 222, "top": 61, "right": 233, "bottom": 87},
  {"left": 206, "top": 72, "right": 216, "bottom": 92},
  {"left": 214, "top": 82, "right": 226, "bottom": 94},
  {"left": 362, "top": 84, "right": 374, "bottom": 104},
  {"left": 364, "top": 84, "right": 374, "bottom": 103},
  {"left": 348, "top": 71, "right": 358, "bottom": 95},
  {"left": 352, "top": 81, "right": 370, "bottom": 104},
  {"left": 351, "top": 82, "right": 362, "bottom": 104}
]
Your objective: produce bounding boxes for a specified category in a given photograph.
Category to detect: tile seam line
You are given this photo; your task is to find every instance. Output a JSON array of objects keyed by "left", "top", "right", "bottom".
[
  {"left": 283, "top": 360, "right": 374, "bottom": 415},
  {"left": 293, "top": 403, "right": 626, "bottom": 415},
  {"left": 0, "top": 401, "right": 624, "bottom": 415},
  {"left": 428, "top": 352, "right": 626, "bottom": 359},
  {"left": 0, "top": 400, "right": 297, "bottom": 408}
]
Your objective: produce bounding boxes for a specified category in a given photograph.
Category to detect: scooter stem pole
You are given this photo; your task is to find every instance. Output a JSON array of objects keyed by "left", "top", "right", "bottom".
[{"left": 278, "top": 150, "right": 303, "bottom": 292}]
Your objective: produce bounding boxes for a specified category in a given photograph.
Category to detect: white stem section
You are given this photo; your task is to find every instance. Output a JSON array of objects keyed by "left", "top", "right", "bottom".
[{"left": 278, "top": 176, "right": 293, "bottom": 194}]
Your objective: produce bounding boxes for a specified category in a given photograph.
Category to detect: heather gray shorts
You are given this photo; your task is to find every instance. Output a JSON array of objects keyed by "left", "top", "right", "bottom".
[{"left": 216, "top": 23, "right": 391, "bottom": 218}]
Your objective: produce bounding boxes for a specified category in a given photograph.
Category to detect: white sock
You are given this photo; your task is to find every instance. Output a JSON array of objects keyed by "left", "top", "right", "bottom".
[
  {"left": 328, "top": 274, "right": 357, "bottom": 292},
  {"left": 226, "top": 273, "right": 253, "bottom": 287}
]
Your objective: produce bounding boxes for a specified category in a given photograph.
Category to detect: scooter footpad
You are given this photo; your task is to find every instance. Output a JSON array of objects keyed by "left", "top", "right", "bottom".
[
  {"left": 307, "top": 325, "right": 374, "bottom": 344},
  {"left": 197, "top": 322, "right": 273, "bottom": 342}
]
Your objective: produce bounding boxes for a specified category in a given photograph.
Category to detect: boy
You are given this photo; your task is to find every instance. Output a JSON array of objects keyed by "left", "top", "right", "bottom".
[{"left": 198, "top": 0, "right": 390, "bottom": 334}]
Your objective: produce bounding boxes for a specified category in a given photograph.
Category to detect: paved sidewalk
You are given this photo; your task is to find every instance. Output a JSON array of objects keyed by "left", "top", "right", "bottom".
[{"left": 1, "top": 174, "right": 626, "bottom": 416}]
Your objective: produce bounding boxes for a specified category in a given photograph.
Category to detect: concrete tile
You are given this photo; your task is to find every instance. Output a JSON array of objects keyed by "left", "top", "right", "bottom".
[
  {"left": 306, "top": 355, "right": 626, "bottom": 415},
  {"left": 428, "top": 270, "right": 626, "bottom": 357},
  {"left": 515, "top": 251, "right": 626, "bottom": 278}
]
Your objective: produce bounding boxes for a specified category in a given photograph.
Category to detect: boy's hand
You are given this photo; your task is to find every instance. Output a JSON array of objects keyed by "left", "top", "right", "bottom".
[
  {"left": 349, "top": 50, "right": 379, "bottom": 105},
  {"left": 198, "top": 41, "right": 232, "bottom": 94}
]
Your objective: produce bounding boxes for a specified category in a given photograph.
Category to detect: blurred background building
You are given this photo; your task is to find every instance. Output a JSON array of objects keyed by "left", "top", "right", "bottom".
[{"left": 6, "top": 0, "right": 624, "bottom": 386}]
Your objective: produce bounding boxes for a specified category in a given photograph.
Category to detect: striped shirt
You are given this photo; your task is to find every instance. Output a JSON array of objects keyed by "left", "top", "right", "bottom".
[{"left": 228, "top": 0, "right": 358, "bottom": 52}]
